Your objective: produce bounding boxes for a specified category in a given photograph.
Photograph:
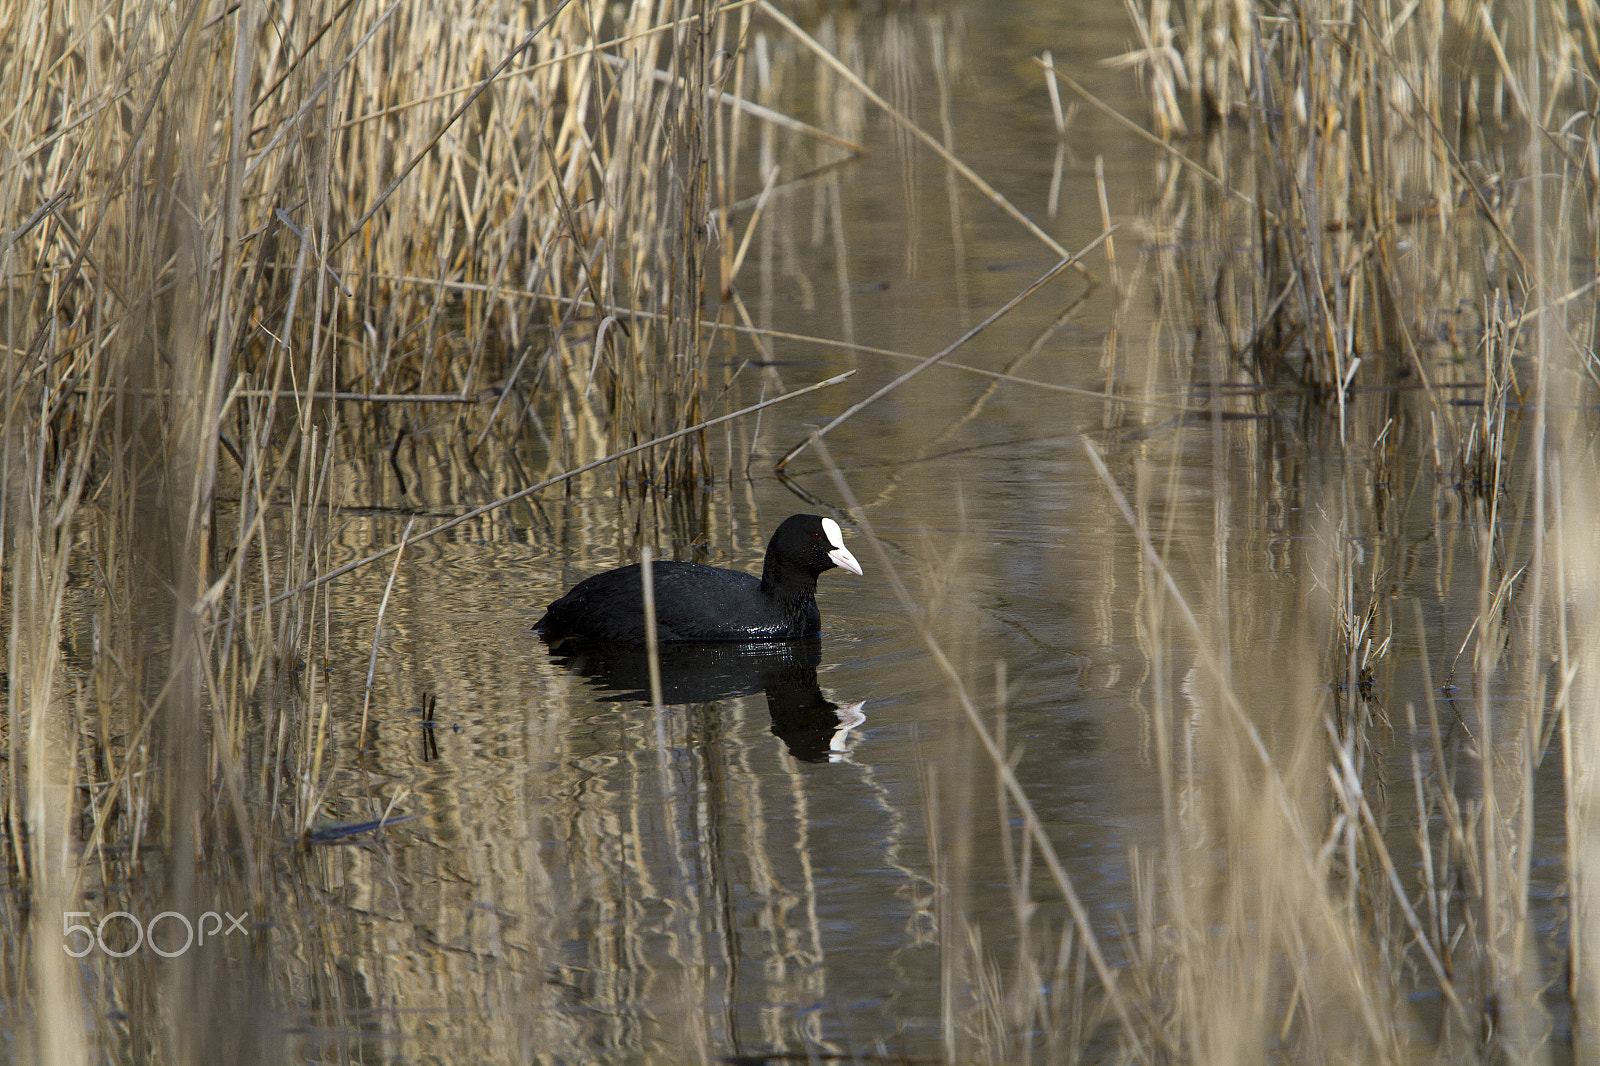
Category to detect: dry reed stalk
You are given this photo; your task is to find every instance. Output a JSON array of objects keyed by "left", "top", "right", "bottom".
[
  {"left": 776, "top": 239, "right": 1112, "bottom": 472},
  {"left": 6, "top": 365, "right": 96, "bottom": 1062},
  {"left": 640, "top": 548, "right": 664, "bottom": 711},
  {"left": 355, "top": 515, "right": 414, "bottom": 773}
]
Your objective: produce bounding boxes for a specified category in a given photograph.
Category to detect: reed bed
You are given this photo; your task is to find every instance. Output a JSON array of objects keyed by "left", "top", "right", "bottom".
[
  {"left": 946, "top": 0, "right": 1600, "bottom": 1061},
  {"left": 0, "top": 0, "right": 776, "bottom": 1056},
  {"left": 2, "top": 0, "right": 1597, "bottom": 1061}
]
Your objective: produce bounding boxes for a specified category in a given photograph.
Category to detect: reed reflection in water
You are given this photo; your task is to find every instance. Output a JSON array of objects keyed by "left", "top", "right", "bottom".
[
  {"left": 524, "top": 618, "right": 940, "bottom": 1059},
  {"left": 544, "top": 636, "right": 868, "bottom": 763}
]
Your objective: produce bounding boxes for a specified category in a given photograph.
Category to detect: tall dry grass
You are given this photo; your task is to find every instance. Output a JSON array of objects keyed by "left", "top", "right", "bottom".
[{"left": 0, "top": 0, "right": 754, "bottom": 1057}]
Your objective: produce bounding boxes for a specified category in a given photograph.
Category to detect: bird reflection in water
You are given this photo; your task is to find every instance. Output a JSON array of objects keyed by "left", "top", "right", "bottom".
[{"left": 538, "top": 635, "right": 864, "bottom": 763}]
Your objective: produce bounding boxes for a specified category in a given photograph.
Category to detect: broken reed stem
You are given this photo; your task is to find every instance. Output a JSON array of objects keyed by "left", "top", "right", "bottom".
[{"left": 1039, "top": 61, "right": 1240, "bottom": 204}]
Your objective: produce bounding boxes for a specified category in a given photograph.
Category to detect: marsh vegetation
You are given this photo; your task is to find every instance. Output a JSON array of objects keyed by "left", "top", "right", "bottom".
[{"left": 2, "top": 0, "right": 1597, "bottom": 1061}]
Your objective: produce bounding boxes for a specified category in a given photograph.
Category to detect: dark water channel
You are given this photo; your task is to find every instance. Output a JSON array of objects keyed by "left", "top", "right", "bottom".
[{"left": 241, "top": 3, "right": 1570, "bottom": 1063}]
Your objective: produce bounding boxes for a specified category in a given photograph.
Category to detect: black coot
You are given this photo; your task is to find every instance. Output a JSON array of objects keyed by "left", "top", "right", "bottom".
[{"left": 535, "top": 514, "right": 863, "bottom": 644}]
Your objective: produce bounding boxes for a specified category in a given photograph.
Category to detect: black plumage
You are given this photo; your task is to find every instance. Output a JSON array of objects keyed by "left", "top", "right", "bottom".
[{"left": 535, "top": 514, "right": 862, "bottom": 644}]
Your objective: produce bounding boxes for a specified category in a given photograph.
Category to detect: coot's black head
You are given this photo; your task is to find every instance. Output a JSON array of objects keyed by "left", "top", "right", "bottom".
[{"left": 765, "top": 514, "right": 863, "bottom": 584}]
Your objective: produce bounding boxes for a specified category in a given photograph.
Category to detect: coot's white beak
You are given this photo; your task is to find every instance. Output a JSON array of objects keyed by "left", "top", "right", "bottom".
[{"left": 821, "top": 517, "right": 863, "bottom": 575}]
